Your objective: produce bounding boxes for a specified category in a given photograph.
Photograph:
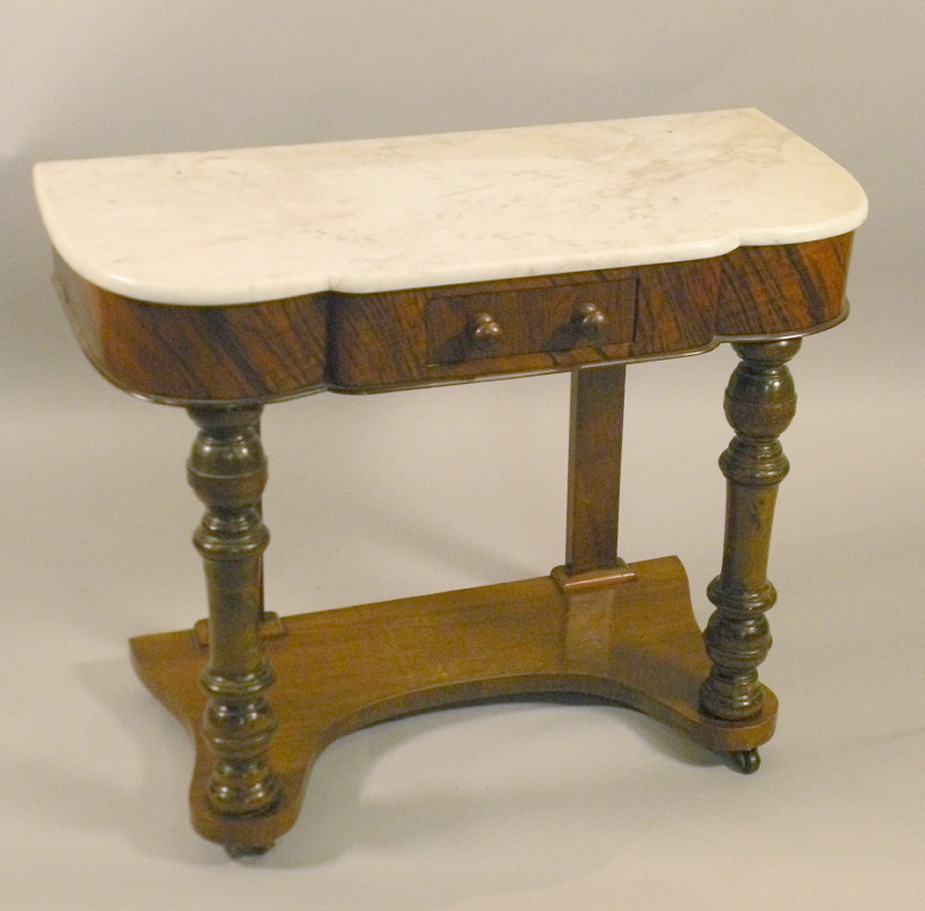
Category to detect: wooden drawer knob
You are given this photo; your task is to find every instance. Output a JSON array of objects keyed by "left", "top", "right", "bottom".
[
  {"left": 468, "top": 311, "right": 503, "bottom": 346},
  {"left": 574, "top": 302, "right": 608, "bottom": 336}
]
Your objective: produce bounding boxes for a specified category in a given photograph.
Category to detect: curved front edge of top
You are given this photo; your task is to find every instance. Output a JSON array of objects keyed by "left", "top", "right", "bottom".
[
  {"left": 34, "top": 109, "right": 867, "bottom": 306},
  {"left": 52, "top": 233, "right": 856, "bottom": 404}
]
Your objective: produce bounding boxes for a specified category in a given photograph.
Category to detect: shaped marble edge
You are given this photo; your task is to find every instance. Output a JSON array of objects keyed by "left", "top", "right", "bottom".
[{"left": 33, "top": 108, "right": 867, "bottom": 306}]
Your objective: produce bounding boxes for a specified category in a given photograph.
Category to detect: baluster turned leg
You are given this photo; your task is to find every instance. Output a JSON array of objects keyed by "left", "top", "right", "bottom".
[
  {"left": 700, "top": 339, "right": 800, "bottom": 772},
  {"left": 187, "top": 406, "right": 281, "bottom": 847}
]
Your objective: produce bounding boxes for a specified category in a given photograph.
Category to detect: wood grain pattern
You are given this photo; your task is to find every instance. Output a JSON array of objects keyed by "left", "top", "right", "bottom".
[
  {"left": 55, "top": 252, "right": 328, "bottom": 404},
  {"left": 716, "top": 234, "right": 853, "bottom": 336},
  {"left": 632, "top": 257, "right": 720, "bottom": 355},
  {"left": 52, "top": 235, "right": 854, "bottom": 403},
  {"left": 130, "top": 556, "right": 777, "bottom": 851}
]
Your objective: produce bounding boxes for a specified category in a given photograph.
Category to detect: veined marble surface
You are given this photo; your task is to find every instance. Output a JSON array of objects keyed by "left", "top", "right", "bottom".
[{"left": 34, "top": 109, "right": 867, "bottom": 305}]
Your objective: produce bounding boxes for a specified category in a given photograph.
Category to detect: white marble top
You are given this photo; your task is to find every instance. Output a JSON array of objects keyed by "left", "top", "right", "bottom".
[{"left": 34, "top": 108, "right": 867, "bottom": 305}]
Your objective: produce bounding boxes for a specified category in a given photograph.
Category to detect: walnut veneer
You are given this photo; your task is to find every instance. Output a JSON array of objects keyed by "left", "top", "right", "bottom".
[{"left": 54, "top": 234, "right": 851, "bottom": 402}]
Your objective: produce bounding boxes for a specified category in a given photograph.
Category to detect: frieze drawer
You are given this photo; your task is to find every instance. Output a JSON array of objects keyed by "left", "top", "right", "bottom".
[{"left": 426, "top": 278, "right": 638, "bottom": 364}]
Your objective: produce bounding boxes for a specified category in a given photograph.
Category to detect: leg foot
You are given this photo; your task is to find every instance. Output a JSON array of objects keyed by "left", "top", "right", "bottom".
[
  {"left": 226, "top": 842, "right": 274, "bottom": 859},
  {"left": 728, "top": 748, "right": 761, "bottom": 774}
]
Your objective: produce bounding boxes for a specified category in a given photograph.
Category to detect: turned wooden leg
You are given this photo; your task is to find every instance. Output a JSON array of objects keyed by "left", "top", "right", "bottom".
[
  {"left": 187, "top": 405, "right": 281, "bottom": 822},
  {"left": 700, "top": 340, "right": 800, "bottom": 748}
]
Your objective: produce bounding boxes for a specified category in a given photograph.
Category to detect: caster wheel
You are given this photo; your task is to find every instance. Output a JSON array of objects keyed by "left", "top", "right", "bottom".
[
  {"left": 226, "top": 842, "right": 274, "bottom": 859},
  {"left": 728, "top": 748, "right": 761, "bottom": 774}
]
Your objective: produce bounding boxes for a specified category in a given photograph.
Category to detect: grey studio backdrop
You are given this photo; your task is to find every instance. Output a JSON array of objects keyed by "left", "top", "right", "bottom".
[{"left": 2, "top": 3, "right": 922, "bottom": 909}]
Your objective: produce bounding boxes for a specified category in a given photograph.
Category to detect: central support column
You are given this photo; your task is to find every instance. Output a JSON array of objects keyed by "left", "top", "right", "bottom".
[{"left": 555, "top": 364, "right": 635, "bottom": 589}]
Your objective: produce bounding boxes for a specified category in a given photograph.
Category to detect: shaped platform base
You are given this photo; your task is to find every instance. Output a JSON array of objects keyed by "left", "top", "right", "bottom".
[{"left": 129, "top": 556, "right": 776, "bottom": 851}]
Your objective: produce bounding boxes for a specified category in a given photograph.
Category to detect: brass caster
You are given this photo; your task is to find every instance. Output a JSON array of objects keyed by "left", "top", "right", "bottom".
[
  {"left": 728, "top": 748, "right": 761, "bottom": 774},
  {"left": 226, "top": 842, "right": 274, "bottom": 859}
]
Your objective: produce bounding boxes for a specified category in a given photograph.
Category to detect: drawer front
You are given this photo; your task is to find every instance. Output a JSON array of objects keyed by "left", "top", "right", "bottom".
[{"left": 426, "top": 278, "right": 637, "bottom": 364}]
